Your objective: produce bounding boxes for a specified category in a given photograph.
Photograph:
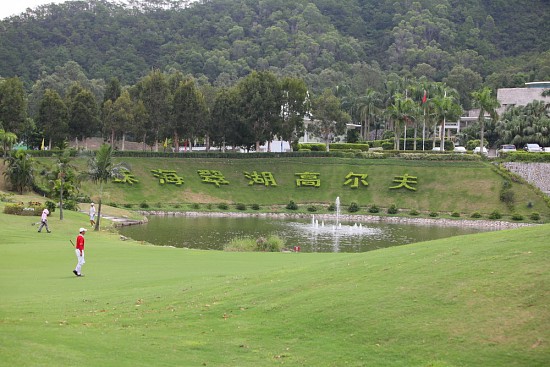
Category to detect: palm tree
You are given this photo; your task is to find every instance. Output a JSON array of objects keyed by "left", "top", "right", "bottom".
[
  {"left": 81, "top": 144, "right": 128, "bottom": 231},
  {"left": 44, "top": 149, "right": 79, "bottom": 220},
  {"left": 0, "top": 129, "right": 18, "bottom": 158},
  {"left": 432, "top": 91, "right": 462, "bottom": 151},
  {"left": 3, "top": 149, "right": 34, "bottom": 194},
  {"left": 471, "top": 87, "right": 500, "bottom": 153},
  {"left": 355, "top": 88, "right": 381, "bottom": 141},
  {"left": 386, "top": 94, "right": 415, "bottom": 150}
]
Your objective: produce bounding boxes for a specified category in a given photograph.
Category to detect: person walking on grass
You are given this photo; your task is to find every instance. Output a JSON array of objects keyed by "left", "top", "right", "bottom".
[
  {"left": 89, "top": 202, "right": 96, "bottom": 227},
  {"left": 37, "top": 208, "right": 51, "bottom": 233},
  {"left": 73, "top": 228, "right": 87, "bottom": 277}
]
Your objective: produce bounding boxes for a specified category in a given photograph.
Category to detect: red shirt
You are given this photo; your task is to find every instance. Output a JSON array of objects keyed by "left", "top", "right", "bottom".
[{"left": 76, "top": 234, "right": 85, "bottom": 252}]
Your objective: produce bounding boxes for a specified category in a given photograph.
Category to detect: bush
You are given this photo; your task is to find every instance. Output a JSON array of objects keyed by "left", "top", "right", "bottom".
[
  {"left": 488, "top": 210, "right": 502, "bottom": 219},
  {"left": 451, "top": 211, "right": 461, "bottom": 217},
  {"left": 368, "top": 204, "right": 380, "bottom": 213},
  {"left": 123, "top": 203, "right": 133, "bottom": 208},
  {"left": 140, "top": 201, "right": 150, "bottom": 209},
  {"left": 256, "top": 235, "right": 284, "bottom": 252},
  {"left": 409, "top": 209, "right": 420, "bottom": 216},
  {"left": 108, "top": 202, "right": 119, "bottom": 208},
  {"left": 307, "top": 205, "right": 318, "bottom": 212},
  {"left": 429, "top": 211, "right": 439, "bottom": 217},
  {"left": 387, "top": 204, "right": 398, "bottom": 214},
  {"left": 327, "top": 203, "right": 336, "bottom": 212},
  {"left": 286, "top": 200, "right": 298, "bottom": 210},
  {"left": 348, "top": 202, "right": 360, "bottom": 213},
  {"left": 471, "top": 212, "right": 482, "bottom": 218},
  {"left": 217, "top": 203, "right": 229, "bottom": 210},
  {"left": 224, "top": 235, "right": 283, "bottom": 252},
  {"left": 45, "top": 201, "right": 57, "bottom": 212},
  {"left": 251, "top": 203, "right": 260, "bottom": 210},
  {"left": 235, "top": 203, "right": 246, "bottom": 210},
  {"left": 62, "top": 200, "right": 79, "bottom": 211},
  {"left": 529, "top": 212, "right": 541, "bottom": 221},
  {"left": 191, "top": 203, "right": 200, "bottom": 209},
  {"left": 3, "top": 203, "right": 43, "bottom": 216},
  {"left": 511, "top": 213, "right": 524, "bottom": 221}
]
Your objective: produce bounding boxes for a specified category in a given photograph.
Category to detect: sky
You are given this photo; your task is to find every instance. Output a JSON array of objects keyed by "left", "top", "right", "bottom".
[{"left": 0, "top": 1, "right": 67, "bottom": 19}]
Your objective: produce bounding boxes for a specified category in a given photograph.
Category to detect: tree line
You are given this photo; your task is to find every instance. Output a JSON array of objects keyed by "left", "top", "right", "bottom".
[{"left": 2, "top": 63, "right": 548, "bottom": 157}]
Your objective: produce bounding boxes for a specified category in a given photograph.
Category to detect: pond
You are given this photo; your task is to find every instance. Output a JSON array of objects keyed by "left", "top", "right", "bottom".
[{"left": 118, "top": 215, "right": 493, "bottom": 253}]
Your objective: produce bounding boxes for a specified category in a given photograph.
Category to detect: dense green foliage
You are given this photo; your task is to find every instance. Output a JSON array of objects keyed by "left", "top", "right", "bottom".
[{"left": 1, "top": 0, "right": 548, "bottom": 90}]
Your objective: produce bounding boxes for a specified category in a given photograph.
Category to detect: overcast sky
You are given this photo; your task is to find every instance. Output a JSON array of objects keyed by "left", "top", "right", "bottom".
[{"left": 0, "top": 1, "right": 68, "bottom": 19}]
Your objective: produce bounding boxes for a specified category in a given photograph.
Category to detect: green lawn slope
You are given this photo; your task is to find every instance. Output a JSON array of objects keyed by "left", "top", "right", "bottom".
[
  {"left": 50, "top": 156, "right": 550, "bottom": 220},
  {"left": 0, "top": 200, "right": 548, "bottom": 366}
]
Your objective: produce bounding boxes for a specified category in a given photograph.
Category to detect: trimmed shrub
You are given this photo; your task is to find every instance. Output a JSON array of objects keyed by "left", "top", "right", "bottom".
[
  {"left": 124, "top": 203, "right": 133, "bottom": 208},
  {"left": 327, "top": 203, "right": 336, "bottom": 212},
  {"left": 429, "top": 211, "right": 439, "bottom": 217},
  {"left": 368, "top": 204, "right": 380, "bottom": 213},
  {"left": 217, "top": 203, "right": 229, "bottom": 210},
  {"left": 140, "top": 202, "right": 150, "bottom": 209},
  {"left": 286, "top": 200, "right": 298, "bottom": 210},
  {"left": 307, "top": 205, "right": 318, "bottom": 212},
  {"left": 251, "top": 203, "right": 260, "bottom": 210},
  {"left": 191, "top": 203, "right": 200, "bottom": 209},
  {"left": 235, "top": 203, "right": 246, "bottom": 210},
  {"left": 471, "top": 212, "right": 482, "bottom": 218},
  {"left": 511, "top": 213, "right": 524, "bottom": 221},
  {"left": 488, "top": 210, "right": 502, "bottom": 219},
  {"left": 409, "top": 209, "right": 420, "bottom": 216},
  {"left": 529, "top": 212, "right": 540, "bottom": 221},
  {"left": 451, "top": 212, "right": 461, "bottom": 218},
  {"left": 387, "top": 204, "right": 398, "bottom": 214},
  {"left": 348, "top": 202, "right": 360, "bottom": 213}
]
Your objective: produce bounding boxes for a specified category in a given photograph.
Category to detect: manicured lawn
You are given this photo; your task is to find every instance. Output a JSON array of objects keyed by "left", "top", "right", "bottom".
[
  {"left": 39, "top": 156, "right": 550, "bottom": 220},
  {"left": 1, "top": 201, "right": 548, "bottom": 366}
]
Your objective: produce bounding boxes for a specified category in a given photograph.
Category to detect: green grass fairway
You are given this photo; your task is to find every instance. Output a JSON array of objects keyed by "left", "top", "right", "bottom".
[{"left": 1, "top": 201, "right": 548, "bottom": 366}]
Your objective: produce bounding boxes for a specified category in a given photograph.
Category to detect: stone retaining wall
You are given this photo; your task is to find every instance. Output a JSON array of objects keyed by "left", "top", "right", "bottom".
[
  {"left": 503, "top": 163, "right": 550, "bottom": 195},
  {"left": 139, "top": 211, "right": 531, "bottom": 230}
]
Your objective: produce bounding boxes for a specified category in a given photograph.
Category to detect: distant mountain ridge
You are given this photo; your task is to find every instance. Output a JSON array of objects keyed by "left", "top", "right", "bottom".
[{"left": 0, "top": 0, "right": 548, "bottom": 91}]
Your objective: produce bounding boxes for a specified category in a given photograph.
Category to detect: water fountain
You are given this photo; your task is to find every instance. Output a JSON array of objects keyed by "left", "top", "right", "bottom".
[{"left": 335, "top": 196, "right": 341, "bottom": 230}]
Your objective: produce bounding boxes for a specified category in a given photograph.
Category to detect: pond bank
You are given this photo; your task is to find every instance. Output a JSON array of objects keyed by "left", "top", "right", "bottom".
[{"left": 133, "top": 210, "right": 533, "bottom": 230}]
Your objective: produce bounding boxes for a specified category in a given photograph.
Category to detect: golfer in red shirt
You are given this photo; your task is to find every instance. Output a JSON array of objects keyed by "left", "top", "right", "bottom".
[{"left": 73, "top": 228, "right": 87, "bottom": 277}]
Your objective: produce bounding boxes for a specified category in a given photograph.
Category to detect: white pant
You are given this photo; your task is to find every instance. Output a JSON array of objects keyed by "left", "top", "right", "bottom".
[{"left": 75, "top": 249, "right": 85, "bottom": 274}]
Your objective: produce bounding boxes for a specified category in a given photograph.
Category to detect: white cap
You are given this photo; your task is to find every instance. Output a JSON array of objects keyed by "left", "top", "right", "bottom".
[
  {"left": 91, "top": 202, "right": 94, "bottom": 206},
  {"left": 79, "top": 228, "right": 87, "bottom": 233}
]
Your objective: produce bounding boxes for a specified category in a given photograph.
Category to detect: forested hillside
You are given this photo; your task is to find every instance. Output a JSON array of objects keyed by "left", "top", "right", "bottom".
[{"left": 1, "top": 0, "right": 549, "bottom": 94}]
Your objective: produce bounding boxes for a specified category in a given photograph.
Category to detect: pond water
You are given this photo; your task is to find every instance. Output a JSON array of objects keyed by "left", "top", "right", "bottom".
[{"left": 118, "top": 215, "right": 492, "bottom": 253}]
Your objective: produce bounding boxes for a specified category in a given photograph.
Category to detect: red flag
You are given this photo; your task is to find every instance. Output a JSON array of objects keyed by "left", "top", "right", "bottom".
[{"left": 422, "top": 90, "right": 427, "bottom": 104}]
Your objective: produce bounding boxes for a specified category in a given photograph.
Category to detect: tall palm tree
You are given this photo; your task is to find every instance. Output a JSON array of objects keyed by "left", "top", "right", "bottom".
[
  {"left": 386, "top": 94, "right": 416, "bottom": 150},
  {"left": 471, "top": 87, "right": 500, "bottom": 153},
  {"left": 432, "top": 91, "right": 462, "bottom": 151},
  {"left": 81, "top": 144, "right": 128, "bottom": 231},
  {"left": 355, "top": 88, "right": 381, "bottom": 141}
]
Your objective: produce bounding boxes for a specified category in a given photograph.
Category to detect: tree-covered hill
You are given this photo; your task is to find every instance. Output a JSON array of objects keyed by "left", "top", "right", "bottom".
[{"left": 1, "top": 0, "right": 549, "bottom": 92}]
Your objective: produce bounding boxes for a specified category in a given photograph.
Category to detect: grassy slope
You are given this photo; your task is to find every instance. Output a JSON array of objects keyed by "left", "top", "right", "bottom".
[
  {"left": 0, "top": 201, "right": 548, "bottom": 366},
  {"left": 59, "top": 157, "right": 549, "bottom": 219}
]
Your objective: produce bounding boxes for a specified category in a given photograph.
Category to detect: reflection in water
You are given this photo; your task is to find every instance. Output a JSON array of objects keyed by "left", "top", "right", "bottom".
[{"left": 119, "top": 216, "right": 492, "bottom": 253}]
